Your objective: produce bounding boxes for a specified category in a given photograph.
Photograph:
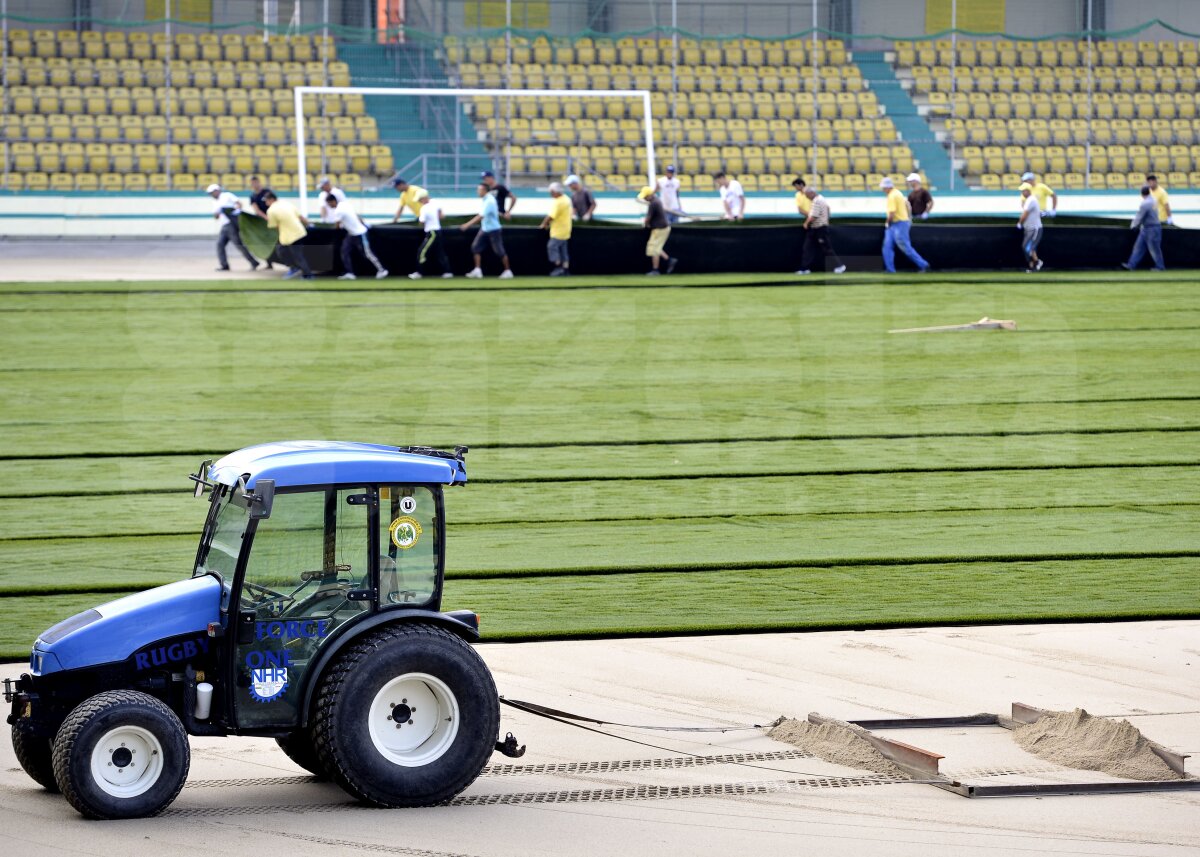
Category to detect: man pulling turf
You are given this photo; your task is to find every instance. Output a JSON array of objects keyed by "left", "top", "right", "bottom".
[
  {"left": 638, "top": 185, "right": 678, "bottom": 275},
  {"left": 1017, "top": 182, "right": 1045, "bottom": 273},
  {"left": 461, "top": 182, "right": 514, "bottom": 279},
  {"left": 880, "top": 177, "right": 930, "bottom": 273}
]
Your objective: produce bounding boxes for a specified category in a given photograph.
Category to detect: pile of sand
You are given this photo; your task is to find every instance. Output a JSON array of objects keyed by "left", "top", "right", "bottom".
[
  {"left": 1013, "top": 708, "right": 1183, "bottom": 782},
  {"left": 768, "top": 717, "right": 907, "bottom": 777}
]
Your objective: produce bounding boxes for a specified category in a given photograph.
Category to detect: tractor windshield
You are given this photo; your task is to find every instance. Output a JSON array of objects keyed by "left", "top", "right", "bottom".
[{"left": 193, "top": 485, "right": 251, "bottom": 581}]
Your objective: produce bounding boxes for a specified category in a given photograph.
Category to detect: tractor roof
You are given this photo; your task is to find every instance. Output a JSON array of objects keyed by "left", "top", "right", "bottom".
[{"left": 208, "top": 441, "right": 467, "bottom": 489}]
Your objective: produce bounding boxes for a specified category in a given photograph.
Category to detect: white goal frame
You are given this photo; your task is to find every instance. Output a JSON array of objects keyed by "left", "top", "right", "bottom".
[{"left": 293, "top": 86, "right": 658, "bottom": 217}]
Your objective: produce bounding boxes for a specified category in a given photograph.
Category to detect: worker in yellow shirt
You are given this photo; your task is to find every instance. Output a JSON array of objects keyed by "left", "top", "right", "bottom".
[
  {"left": 1020, "top": 172, "right": 1057, "bottom": 217},
  {"left": 539, "top": 182, "right": 573, "bottom": 276},
  {"left": 389, "top": 176, "right": 426, "bottom": 221},
  {"left": 792, "top": 176, "right": 811, "bottom": 219},
  {"left": 262, "top": 190, "right": 313, "bottom": 280},
  {"left": 880, "top": 177, "right": 930, "bottom": 273},
  {"left": 1147, "top": 174, "right": 1173, "bottom": 225}
]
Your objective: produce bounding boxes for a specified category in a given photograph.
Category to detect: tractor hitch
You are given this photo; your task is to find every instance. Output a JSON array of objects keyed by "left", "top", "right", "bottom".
[{"left": 495, "top": 731, "right": 526, "bottom": 758}]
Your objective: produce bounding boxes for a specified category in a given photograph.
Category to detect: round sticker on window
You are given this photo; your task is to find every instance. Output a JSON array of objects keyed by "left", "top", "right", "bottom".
[
  {"left": 389, "top": 516, "right": 423, "bottom": 550},
  {"left": 399, "top": 495, "right": 417, "bottom": 514}
]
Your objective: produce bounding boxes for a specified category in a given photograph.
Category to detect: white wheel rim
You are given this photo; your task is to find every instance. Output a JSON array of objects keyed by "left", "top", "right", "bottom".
[
  {"left": 368, "top": 673, "right": 460, "bottom": 767},
  {"left": 88, "top": 725, "right": 165, "bottom": 798}
]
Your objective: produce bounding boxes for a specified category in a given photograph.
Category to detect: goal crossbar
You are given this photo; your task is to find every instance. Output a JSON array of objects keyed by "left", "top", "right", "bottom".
[{"left": 293, "top": 86, "right": 658, "bottom": 216}]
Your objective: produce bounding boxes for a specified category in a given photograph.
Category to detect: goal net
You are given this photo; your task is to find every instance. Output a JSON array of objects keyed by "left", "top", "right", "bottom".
[{"left": 293, "top": 86, "right": 658, "bottom": 217}]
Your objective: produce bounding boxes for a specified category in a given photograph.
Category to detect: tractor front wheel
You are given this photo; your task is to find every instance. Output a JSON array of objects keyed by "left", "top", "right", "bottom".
[
  {"left": 12, "top": 720, "right": 58, "bottom": 791},
  {"left": 52, "top": 690, "right": 190, "bottom": 819},
  {"left": 311, "top": 623, "right": 499, "bottom": 807}
]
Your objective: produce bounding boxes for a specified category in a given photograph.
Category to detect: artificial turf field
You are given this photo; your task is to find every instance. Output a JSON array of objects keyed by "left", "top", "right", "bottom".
[{"left": 0, "top": 271, "right": 1197, "bottom": 658}]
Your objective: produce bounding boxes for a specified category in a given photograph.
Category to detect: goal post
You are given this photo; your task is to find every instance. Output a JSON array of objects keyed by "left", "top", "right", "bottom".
[{"left": 293, "top": 86, "right": 658, "bottom": 218}]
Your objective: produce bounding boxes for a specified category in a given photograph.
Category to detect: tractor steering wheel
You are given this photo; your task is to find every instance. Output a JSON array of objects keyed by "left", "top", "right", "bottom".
[{"left": 242, "top": 581, "right": 295, "bottom": 616}]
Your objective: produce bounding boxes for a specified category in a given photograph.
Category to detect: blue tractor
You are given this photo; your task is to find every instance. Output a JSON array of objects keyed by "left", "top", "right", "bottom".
[{"left": 5, "top": 441, "right": 515, "bottom": 818}]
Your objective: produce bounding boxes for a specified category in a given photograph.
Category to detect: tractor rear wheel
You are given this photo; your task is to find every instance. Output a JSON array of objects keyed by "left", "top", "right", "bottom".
[
  {"left": 311, "top": 623, "right": 499, "bottom": 807},
  {"left": 276, "top": 730, "right": 327, "bottom": 778},
  {"left": 12, "top": 721, "right": 58, "bottom": 792},
  {"left": 52, "top": 690, "right": 190, "bottom": 819}
]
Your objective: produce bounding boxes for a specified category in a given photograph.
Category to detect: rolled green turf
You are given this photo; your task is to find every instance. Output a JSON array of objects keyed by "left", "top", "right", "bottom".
[{"left": 0, "top": 273, "right": 1196, "bottom": 657}]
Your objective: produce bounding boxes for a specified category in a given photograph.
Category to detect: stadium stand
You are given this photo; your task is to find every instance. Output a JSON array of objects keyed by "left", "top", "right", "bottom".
[
  {"left": 0, "top": 29, "right": 394, "bottom": 192},
  {"left": 895, "top": 38, "right": 1200, "bottom": 191},
  {"left": 443, "top": 34, "right": 928, "bottom": 192}
]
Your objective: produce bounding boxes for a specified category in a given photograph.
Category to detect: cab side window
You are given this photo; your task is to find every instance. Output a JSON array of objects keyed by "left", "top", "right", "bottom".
[{"left": 378, "top": 485, "right": 438, "bottom": 606}]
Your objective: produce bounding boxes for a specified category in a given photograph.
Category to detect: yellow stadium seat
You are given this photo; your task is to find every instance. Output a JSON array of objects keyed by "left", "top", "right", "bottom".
[{"left": 84, "top": 142, "right": 108, "bottom": 172}]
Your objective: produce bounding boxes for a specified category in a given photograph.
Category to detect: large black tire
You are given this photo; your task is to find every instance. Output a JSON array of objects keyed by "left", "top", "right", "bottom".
[
  {"left": 276, "top": 730, "right": 327, "bottom": 778},
  {"left": 311, "top": 623, "right": 499, "bottom": 807},
  {"left": 52, "top": 690, "right": 190, "bottom": 819},
  {"left": 12, "top": 721, "right": 59, "bottom": 792}
]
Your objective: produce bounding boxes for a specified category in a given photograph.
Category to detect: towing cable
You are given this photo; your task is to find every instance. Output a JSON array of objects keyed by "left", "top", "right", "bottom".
[{"left": 498, "top": 696, "right": 943, "bottom": 783}]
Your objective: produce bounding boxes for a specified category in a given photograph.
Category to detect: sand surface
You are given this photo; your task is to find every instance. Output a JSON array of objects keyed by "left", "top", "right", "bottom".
[{"left": 2, "top": 620, "right": 1199, "bottom": 856}]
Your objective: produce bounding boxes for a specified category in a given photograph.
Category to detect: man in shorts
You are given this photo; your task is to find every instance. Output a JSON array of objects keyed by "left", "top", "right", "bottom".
[
  {"left": 1017, "top": 181, "right": 1044, "bottom": 272},
  {"left": 638, "top": 185, "right": 678, "bottom": 275},
  {"left": 539, "top": 182, "right": 572, "bottom": 276},
  {"left": 460, "top": 182, "right": 513, "bottom": 279}
]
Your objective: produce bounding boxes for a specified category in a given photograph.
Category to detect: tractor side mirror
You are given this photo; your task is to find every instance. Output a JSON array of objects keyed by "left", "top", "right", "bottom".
[
  {"left": 190, "top": 459, "right": 213, "bottom": 497},
  {"left": 245, "top": 479, "right": 275, "bottom": 519}
]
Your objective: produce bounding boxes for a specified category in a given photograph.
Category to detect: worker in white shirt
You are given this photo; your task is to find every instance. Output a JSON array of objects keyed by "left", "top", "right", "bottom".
[
  {"left": 325, "top": 195, "right": 387, "bottom": 281},
  {"left": 657, "top": 164, "right": 684, "bottom": 223},
  {"left": 315, "top": 176, "right": 347, "bottom": 224},
  {"left": 409, "top": 193, "right": 452, "bottom": 279},
  {"left": 714, "top": 172, "right": 745, "bottom": 221},
  {"left": 206, "top": 183, "right": 260, "bottom": 272}
]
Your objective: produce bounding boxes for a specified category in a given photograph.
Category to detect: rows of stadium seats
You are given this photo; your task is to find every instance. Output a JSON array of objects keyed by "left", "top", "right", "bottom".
[
  {"left": 5, "top": 75, "right": 359, "bottom": 122},
  {"left": 509, "top": 141, "right": 917, "bottom": 179},
  {"left": 1, "top": 29, "right": 394, "bottom": 189},
  {"left": 977, "top": 170, "right": 1197, "bottom": 192},
  {"left": 945, "top": 118, "right": 1200, "bottom": 147},
  {"left": 914, "top": 67, "right": 1199, "bottom": 95},
  {"left": 931, "top": 92, "right": 1200, "bottom": 121},
  {"left": 0, "top": 171, "right": 364, "bottom": 193},
  {"left": 445, "top": 35, "right": 848, "bottom": 68},
  {"left": 896, "top": 39, "right": 1200, "bottom": 70},
  {"left": 4, "top": 57, "right": 350, "bottom": 89},
  {"left": 446, "top": 35, "right": 916, "bottom": 183},
  {"left": 4, "top": 141, "right": 392, "bottom": 176},
  {"left": 467, "top": 91, "right": 881, "bottom": 123},
  {"left": 488, "top": 118, "right": 899, "bottom": 148},
  {"left": 562, "top": 172, "right": 923, "bottom": 194},
  {"left": 6, "top": 29, "right": 335, "bottom": 63},
  {"left": 458, "top": 63, "right": 865, "bottom": 94},
  {"left": 1, "top": 114, "right": 382, "bottom": 146},
  {"left": 963, "top": 143, "right": 1200, "bottom": 177},
  {"left": 895, "top": 37, "right": 1200, "bottom": 185}
]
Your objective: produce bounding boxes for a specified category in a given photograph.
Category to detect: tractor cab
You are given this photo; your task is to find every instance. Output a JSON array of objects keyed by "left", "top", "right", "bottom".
[
  {"left": 194, "top": 441, "right": 469, "bottom": 729},
  {"left": 7, "top": 441, "right": 506, "bottom": 820}
]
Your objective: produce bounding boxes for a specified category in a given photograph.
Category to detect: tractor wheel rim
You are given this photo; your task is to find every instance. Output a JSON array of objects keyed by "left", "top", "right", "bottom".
[
  {"left": 89, "top": 725, "right": 165, "bottom": 798},
  {"left": 368, "top": 672, "right": 460, "bottom": 767}
]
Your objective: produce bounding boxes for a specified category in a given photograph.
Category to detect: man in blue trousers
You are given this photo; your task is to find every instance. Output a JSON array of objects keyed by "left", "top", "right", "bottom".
[
  {"left": 1122, "top": 185, "right": 1166, "bottom": 271},
  {"left": 880, "top": 177, "right": 930, "bottom": 273}
]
